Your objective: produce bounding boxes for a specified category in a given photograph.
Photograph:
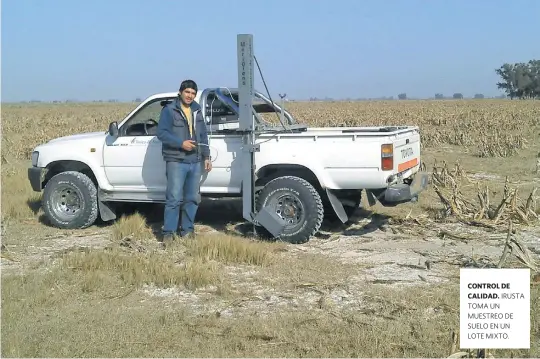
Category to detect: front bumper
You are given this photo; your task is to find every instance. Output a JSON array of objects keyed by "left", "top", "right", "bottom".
[
  {"left": 28, "top": 167, "right": 45, "bottom": 192},
  {"left": 368, "top": 172, "right": 429, "bottom": 207}
]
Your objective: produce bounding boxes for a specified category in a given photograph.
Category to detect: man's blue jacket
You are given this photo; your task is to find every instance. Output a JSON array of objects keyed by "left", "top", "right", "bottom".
[{"left": 157, "top": 97, "right": 210, "bottom": 163}]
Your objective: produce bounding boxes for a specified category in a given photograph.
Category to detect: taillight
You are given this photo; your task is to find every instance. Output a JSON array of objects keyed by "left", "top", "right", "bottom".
[{"left": 381, "top": 144, "right": 393, "bottom": 171}]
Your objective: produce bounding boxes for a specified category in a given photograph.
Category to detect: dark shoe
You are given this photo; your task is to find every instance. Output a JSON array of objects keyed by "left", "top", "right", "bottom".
[{"left": 161, "top": 234, "right": 174, "bottom": 248}]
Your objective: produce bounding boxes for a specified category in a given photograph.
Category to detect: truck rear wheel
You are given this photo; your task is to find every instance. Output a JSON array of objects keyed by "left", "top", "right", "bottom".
[
  {"left": 255, "top": 175, "right": 324, "bottom": 244},
  {"left": 42, "top": 171, "right": 99, "bottom": 229}
]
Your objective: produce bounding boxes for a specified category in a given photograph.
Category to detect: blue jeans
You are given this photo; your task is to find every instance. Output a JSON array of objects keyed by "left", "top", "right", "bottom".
[{"left": 163, "top": 161, "right": 202, "bottom": 236}]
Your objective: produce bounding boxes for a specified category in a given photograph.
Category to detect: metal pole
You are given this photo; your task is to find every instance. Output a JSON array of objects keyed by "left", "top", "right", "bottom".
[
  {"left": 236, "top": 34, "right": 286, "bottom": 238},
  {"left": 279, "top": 93, "right": 287, "bottom": 126},
  {"left": 237, "top": 34, "right": 255, "bottom": 223}
]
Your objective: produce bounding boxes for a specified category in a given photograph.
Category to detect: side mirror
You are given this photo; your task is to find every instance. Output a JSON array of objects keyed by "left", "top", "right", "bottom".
[{"left": 108, "top": 121, "right": 119, "bottom": 137}]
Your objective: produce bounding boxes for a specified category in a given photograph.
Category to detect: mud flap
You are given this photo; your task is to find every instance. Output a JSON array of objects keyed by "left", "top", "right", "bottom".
[
  {"left": 97, "top": 192, "right": 117, "bottom": 222},
  {"left": 325, "top": 188, "right": 349, "bottom": 223},
  {"left": 365, "top": 189, "right": 378, "bottom": 206}
]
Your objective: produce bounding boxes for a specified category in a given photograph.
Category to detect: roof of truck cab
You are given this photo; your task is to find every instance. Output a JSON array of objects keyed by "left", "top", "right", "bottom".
[
  {"left": 145, "top": 91, "right": 202, "bottom": 101},
  {"left": 146, "top": 88, "right": 242, "bottom": 103},
  {"left": 146, "top": 90, "right": 215, "bottom": 100}
]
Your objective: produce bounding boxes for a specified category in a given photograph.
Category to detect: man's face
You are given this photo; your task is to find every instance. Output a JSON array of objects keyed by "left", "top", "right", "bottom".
[{"left": 180, "top": 88, "right": 196, "bottom": 105}]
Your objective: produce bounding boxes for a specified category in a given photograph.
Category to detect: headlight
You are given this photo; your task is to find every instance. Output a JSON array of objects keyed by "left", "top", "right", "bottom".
[{"left": 31, "top": 151, "right": 39, "bottom": 167}]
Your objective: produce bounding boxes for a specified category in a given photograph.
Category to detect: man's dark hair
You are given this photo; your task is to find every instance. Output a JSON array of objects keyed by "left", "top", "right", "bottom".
[{"left": 179, "top": 79, "right": 198, "bottom": 93}]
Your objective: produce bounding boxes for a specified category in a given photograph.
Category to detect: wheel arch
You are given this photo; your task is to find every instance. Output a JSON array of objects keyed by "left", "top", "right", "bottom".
[
  {"left": 43, "top": 160, "right": 98, "bottom": 189},
  {"left": 255, "top": 164, "right": 324, "bottom": 192}
]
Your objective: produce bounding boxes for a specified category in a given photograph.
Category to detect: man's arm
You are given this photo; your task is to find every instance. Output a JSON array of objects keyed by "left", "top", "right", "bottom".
[{"left": 157, "top": 106, "right": 183, "bottom": 148}]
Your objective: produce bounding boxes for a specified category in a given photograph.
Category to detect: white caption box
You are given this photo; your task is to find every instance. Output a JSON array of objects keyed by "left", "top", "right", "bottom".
[{"left": 460, "top": 268, "right": 530, "bottom": 349}]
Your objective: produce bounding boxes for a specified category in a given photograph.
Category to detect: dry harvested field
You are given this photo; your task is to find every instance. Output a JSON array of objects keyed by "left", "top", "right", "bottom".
[{"left": 2, "top": 99, "right": 540, "bottom": 357}]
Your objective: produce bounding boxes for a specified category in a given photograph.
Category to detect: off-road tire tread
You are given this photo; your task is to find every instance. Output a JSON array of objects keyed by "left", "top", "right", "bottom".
[
  {"left": 255, "top": 175, "right": 324, "bottom": 244},
  {"left": 42, "top": 171, "right": 98, "bottom": 229}
]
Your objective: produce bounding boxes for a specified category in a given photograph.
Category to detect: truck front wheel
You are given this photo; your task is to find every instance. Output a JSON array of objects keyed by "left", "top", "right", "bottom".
[
  {"left": 42, "top": 171, "right": 99, "bottom": 229},
  {"left": 255, "top": 175, "right": 324, "bottom": 244}
]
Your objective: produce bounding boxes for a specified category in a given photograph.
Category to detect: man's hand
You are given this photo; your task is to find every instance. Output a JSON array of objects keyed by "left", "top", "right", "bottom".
[
  {"left": 181, "top": 140, "right": 196, "bottom": 151},
  {"left": 204, "top": 158, "right": 212, "bottom": 172}
]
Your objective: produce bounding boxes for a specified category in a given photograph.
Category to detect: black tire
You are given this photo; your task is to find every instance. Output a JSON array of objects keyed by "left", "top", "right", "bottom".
[
  {"left": 255, "top": 175, "right": 324, "bottom": 244},
  {"left": 42, "top": 171, "right": 99, "bottom": 229}
]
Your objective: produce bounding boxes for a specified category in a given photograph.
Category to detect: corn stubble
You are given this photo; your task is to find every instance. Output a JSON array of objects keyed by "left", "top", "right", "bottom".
[{"left": 431, "top": 161, "right": 538, "bottom": 225}]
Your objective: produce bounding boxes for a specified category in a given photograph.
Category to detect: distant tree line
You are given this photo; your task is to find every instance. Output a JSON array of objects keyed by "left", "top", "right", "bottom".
[
  {"left": 397, "top": 93, "right": 488, "bottom": 100},
  {"left": 383, "top": 59, "right": 540, "bottom": 101},
  {"left": 495, "top": 59, "right": 540, "bottom": 99},
  {"left": 434, "top": 93, "right": 484, "bottom": 99}
]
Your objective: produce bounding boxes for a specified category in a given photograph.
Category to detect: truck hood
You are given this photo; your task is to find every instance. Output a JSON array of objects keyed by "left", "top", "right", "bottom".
[{"left": 47, "top": 131, "right": 107, "bottom": 143}]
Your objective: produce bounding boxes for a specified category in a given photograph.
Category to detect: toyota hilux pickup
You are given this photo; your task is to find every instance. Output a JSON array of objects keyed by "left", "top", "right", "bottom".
[{"left": 28, "top": 87, "right": 428, "bottom": 244}]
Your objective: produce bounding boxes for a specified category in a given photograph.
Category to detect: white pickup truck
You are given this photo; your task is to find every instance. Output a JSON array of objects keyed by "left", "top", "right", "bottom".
[{"left": 28, "top": 87, "right": 428, "bottom": 243}]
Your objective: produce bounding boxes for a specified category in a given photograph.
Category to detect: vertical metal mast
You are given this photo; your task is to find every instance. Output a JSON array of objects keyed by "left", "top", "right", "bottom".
[
  {"left": 237, "top": 34, "right": 286, "bottom": 238},
  {"left": 237, "top": 34, "right": 256, "bottom": 223}
]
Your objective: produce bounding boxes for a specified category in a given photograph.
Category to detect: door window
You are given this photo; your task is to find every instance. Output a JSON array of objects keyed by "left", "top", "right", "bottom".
[{"left": 121, "top": 98, "right": 174, "bottom": 136}]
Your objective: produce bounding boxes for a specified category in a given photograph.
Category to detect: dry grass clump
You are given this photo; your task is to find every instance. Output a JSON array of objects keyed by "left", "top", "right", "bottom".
[
  {"left": 60, "top": 246, "right": 220, "bottom": 291},
  {"left": 55, "top": 211, "right": 286, "bottom": 293},
  {"left": 184, "top": 234, "right": 286, "bottom": 266},
  {"left": 109, "top": 211, "right": 155, "bottom": 243}
]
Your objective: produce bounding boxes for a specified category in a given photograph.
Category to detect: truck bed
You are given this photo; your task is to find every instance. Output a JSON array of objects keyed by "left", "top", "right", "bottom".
[
  {"left": 253, "top": 125, "right": 422, "bottom": 190},
  {"left": 256, "top": 125, "right": 419, "bottom": 137},
  {"left": 301, "top": 125, "right": 418, "bottom": 135}
]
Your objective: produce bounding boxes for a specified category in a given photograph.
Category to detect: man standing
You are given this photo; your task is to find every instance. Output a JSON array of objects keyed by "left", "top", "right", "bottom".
[{"left": 157, "top": 79, "right": 212, "bottom": 245}]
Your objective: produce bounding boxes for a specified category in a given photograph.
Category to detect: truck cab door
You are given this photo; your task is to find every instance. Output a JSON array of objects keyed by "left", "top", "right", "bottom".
[
  {"left": 103, "top": 97, "right": 172, "bottom": 193},
  {"left": 199, "top": 90, "right": 243, "bottom": 194}
]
